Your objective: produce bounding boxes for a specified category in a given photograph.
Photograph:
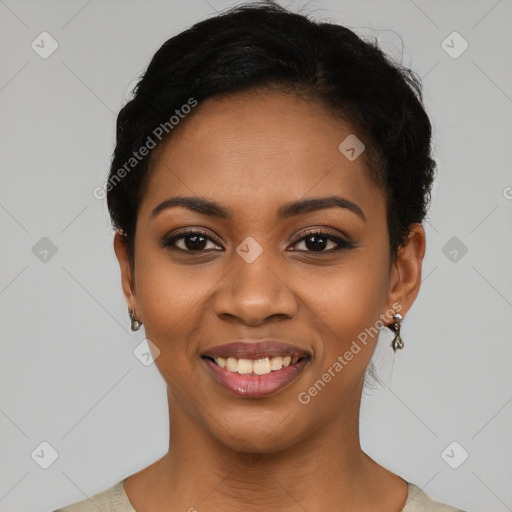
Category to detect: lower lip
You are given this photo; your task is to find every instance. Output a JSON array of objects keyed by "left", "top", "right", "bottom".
[{"left": 202, "top": 357, "right": 309, "bottom": 398}]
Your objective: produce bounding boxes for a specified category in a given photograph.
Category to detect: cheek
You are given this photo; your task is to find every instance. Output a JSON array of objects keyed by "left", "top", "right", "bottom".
[
  {"left": 133, "top": 246, "right": 221, "bottom": 354},
  {"left": 303, "top": 253, "right": 390, "bottom": 365},
  {"left": 293, "top": 261, "right": 389, "bottom": 416},
  {"left": 136, "top": 236, "right": 211, "bottom": 303}
]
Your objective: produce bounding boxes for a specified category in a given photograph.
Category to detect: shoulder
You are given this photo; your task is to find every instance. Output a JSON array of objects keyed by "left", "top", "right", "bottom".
[
  {"left": 52, "top": 478, "right": 135, "bottom": 512},
  {"left": 403, "top": 482, "right": 467, "bottom": 512},
  {"left": 52, "top": 478, "right": 467, "bottom": 512}
]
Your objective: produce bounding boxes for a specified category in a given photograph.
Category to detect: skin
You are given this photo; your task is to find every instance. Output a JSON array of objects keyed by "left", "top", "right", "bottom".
[{"left": 114, "top": 90, "right": 426, "bottom": 511}]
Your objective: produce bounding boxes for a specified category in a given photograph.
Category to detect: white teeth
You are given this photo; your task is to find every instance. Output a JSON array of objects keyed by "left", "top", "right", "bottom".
[
  {"left": 269, "top": 356, "right": 283, "bottom": 370},
  {"left": 253, "top": 358, "right": 271, "bottom": 375},
  {"left": 212, "top": 355, "right": 302, "bottom": 374},
  {"left": 237, "top": 358, "right": 253, "bottom": 374},
  {"left": 226, "top": 357, "right": 238, "bottom": 372}
]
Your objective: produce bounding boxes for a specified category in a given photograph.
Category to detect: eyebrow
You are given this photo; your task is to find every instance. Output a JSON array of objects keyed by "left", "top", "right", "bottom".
[{"left": 151, "top": 195, "right": 366, "bottom": 222}]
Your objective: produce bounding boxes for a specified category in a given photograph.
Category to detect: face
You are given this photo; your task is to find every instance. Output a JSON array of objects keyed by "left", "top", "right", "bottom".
[{"left": 115, "top": 90, "right": 423, "bottom": 453}]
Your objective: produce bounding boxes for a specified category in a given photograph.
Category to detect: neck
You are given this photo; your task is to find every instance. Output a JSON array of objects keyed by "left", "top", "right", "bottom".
[{"left": 129, "top": 377, "right": 407, "bottom": 511}]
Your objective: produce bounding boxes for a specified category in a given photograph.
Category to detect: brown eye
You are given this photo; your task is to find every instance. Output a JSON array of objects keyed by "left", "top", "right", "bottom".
[
  {"left": 161, "top": 230, "right": 223, "bottom": 252},
  {"left": 179, "top": 233, "right": 208, "bottom": 251},
  {"left": 290, "top": 230, "right": 355, "bottom": 253},
  {"left": 296, "top": 233, "right": 335, "bottom": 251}
]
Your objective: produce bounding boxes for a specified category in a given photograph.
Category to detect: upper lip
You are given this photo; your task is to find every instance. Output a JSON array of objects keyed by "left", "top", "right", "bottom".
[{"left": 201, "top": 339, "right": 311, "bottom": 360}]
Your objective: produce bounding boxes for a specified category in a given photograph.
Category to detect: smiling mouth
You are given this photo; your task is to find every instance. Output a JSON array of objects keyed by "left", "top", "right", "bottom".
[
  {"left": 200, "top": 339, "right": 311, "bottom": 397},
  {"left": 201, "top": 355, "right": 308, "bottom": 375},
  {"left": 201, "top": 354, "right": 310, "bottom": 398}
]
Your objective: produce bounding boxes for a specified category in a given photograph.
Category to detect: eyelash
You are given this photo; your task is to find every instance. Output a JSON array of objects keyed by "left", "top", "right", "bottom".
[{"left": 161, "top": 229, "right": 356, "bottom": 254}]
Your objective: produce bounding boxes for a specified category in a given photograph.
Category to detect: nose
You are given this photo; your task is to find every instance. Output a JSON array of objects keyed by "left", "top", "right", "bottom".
[{"left": 213, "top": 251, "right": 298, "bottom": 326}]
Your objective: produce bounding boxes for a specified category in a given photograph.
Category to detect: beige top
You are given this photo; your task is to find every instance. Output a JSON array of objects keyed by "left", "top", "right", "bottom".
[{"left": 53, "top": 477, "right": 466, "bottom": 511}]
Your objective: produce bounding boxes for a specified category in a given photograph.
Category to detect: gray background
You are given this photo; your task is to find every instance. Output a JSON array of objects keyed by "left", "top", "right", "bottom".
[{"left": 1, "top": 1, "right": 511, "bottom": 511}]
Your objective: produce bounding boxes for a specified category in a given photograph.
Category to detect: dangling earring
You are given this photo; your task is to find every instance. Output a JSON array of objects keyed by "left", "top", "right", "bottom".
[
  {"left": 128, "top": 307, "right": 142, "bottom": 332},
  {"left": 391, "top": 313, "right": 404, "bottom": 352}
]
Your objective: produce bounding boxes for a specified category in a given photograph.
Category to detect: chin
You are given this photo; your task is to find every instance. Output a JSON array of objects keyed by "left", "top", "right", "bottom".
[{"left": 204, "top": 408, "right": 311, "bottom": 455}]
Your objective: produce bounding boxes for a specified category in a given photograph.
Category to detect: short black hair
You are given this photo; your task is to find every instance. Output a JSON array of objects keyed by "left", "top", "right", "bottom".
[{"left": 106, "top": 0, "right": 436, "bottom": 267}]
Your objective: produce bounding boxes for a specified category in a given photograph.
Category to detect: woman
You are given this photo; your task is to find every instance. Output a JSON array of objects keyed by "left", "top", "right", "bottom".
[{"left": 54, "top": 1, "right": 466, "bottom": 510}]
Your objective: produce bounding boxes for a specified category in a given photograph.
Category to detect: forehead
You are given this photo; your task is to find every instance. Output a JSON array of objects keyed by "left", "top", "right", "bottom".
[{"left": 139, "top": 91, "right": 383, "bottom": 220}]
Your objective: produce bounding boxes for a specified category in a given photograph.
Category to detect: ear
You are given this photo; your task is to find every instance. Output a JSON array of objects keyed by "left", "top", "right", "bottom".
[
  {"left": 385, "top": 223, "right": 426, "bottom": 321},
  {"left": 113, "top": 229, "right": 139, "bottom": 314}
]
